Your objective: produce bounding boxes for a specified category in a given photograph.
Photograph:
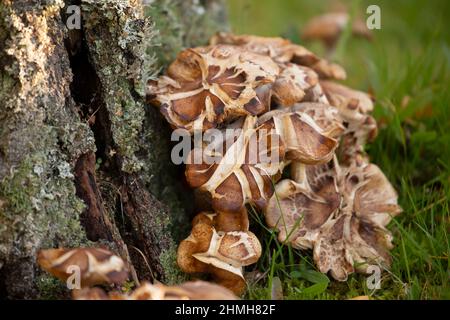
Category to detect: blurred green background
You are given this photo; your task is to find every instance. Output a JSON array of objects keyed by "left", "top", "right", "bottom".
[
  {"left": 226, "top": 0, "right": 450, "bottom": 300},
  {"left": 227, "top": 0, "right": 450, "bottom": 86}
]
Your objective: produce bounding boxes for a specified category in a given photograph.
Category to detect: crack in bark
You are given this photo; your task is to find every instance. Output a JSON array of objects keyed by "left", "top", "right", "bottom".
[{"left": 66, "top": 7, "right": 172, "bottom": 283}]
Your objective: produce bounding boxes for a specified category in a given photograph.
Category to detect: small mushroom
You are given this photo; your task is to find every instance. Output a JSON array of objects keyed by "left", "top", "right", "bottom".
[
  {"left": 37, "top": 247, "right": 129, "bottom": 287},
  {"left": 265, "top": 157, "right": 402, "bottom": 281},
  {"left": 210, "top": 32, "right": 347, "bottom": 80},
  {"left": 177, "top": 211, "right": 262, "bottom": 294},
  {"left": 73, "top": 280, "right": 238, "bottom": 300},
  {"left": 148, "top": 44, "right": 279, "bottom": 132},
  {"left": 302, "top": 12, "right": 372, "bottom": 51}
]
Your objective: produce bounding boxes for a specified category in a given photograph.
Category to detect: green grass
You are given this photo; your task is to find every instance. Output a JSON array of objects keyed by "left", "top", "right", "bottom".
[{"left": 227, "top": 0, "right": 450, "bottom": 300}]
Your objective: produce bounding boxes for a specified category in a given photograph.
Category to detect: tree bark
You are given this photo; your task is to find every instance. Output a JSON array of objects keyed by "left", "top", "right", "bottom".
[{"left": 0, "top": 0, "right": 227, "bottom": 299}]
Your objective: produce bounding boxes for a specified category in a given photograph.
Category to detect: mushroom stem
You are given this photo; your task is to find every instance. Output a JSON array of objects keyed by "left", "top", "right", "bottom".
[{"left": 290, "top": 161, "right": 307, "bottom": 184}]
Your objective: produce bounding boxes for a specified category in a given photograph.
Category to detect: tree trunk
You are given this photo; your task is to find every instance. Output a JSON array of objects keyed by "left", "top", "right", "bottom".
[{"left": 0, "top": 0, "right": 227, "bottom": 299}]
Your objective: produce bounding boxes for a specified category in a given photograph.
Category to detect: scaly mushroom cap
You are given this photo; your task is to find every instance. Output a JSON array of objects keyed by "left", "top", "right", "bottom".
[
  {"left": 289, "top": 102, "right": 345, "bottom": 138},
  {"left": 37, "top": 248, "right": 129, "bottom": 287},
  {"left": 304, "top": 82, "right": 330, "bottom": 104},
  {"left": 271, "top": 64, "right": 319, "bottom": 106},
  {"left": 265, "top": 158, "right": 401, "bottom": 281},
  {"left": 186, "top": 108, "right": 338, "bottom": 213},
  {"left": 148, "top": 44, "right": 279, "bottom": 132},
  {"left": 257, "top": 104, "right": 340, "bottom": 164},
  {"left": 302, "top": 12, "right": 372, "bottom": 48},
  {"left": 265, "top": 162, "right": 340, "bottom": 249},
  {"left": 321, "top": 80, "right": 374, "bottom": 116},
  {"left": 73, "top": 280, "right": 238, "bottom": 300},
  {"left": 177, "top": 211, "right": 261, "bottom": 294},
  {"left": 321, "top": 80, "right": 378, "bottom": 163},
  {"left": 186, "top": 115, "right": 286, "bottom": 213},
  {"left": 210, "top": 32, "right": 347, "bottom": 80}
]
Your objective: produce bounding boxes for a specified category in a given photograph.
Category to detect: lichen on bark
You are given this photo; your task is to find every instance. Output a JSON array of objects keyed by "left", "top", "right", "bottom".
[
  {"left": 0, "top": 0, "right": 228, "bottom": 299},
  {"left": 0, "top": 0, "right": 93, "bottom": 299}
]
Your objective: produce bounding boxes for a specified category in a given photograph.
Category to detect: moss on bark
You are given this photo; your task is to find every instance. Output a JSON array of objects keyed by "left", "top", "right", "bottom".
[
  {"left": 0, "top": 0, "right": 93, "bottom": 299},
  {"left": 0, "top": 0, "right": 227, "bottom": 299}
]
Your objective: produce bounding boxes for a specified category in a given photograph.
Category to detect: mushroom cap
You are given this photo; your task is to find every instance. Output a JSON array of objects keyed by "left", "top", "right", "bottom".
[
  {"left": 129, "top": 281, "right": 238, "bottom": 300},
  {"left": 271, "top": 64, "right": 319, "bottom": 106},
  {"left": 186, "top": 115, "right": 286, "bottom": 213},
  {"left": 148, "top": 44, "right": 279, "bottom": 132},
  {"left": 257, "top": 105, "right": 340, "bottom": 164},
  {"left": 190, "top": 210, "right": 250, "bottom": 233},
  {"left": 210, "top": 32, "right": 347, "bottom": 80},
  {"left": 37, "top": 248, "right": 129, "bottom": 287},
  {"left": 290, "top": 102, "right": 345, "bottom": 138},
  {"left": 216, "top": 210, "right": 249, "bottom": 232},
  {"left": 265, "top": 162, "right": 340, "bottom": 249},
  {"left": 321, "top": 80, "right": 378, "bottom": 163},
  {"left": 186, "top": 106, "right": 340, "bottom": 213},
  {"left": 303, "top": 82, "right": 330, "bottom": 104},
  {"left": 302, "top": 12, "right": 349, "bottom": 43},
  {"left": 321, "top": 80, "right": 374, "bottom": 116},
  {"left": 174, "top": 280, "right": 239, "bottom": 300},
  {"left": 265, "top": 159, "right": 401, "bottom": 281},
  {"left": 210, "top": 32, "right": 319, "bottom": 65},
  {"left": 177, "top": 211, "right": 261, "bottom": 295},
  {"left": 302, "top": 12, "right": 372, "bottom": 47},
  {"left": 72, "top": 281, "right": 238, "bottom": 300}
]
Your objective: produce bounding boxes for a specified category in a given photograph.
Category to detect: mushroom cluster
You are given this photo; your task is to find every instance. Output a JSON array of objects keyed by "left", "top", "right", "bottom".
[
  {"left": 37, "top": 247, "right": 237, "bottom": 300},
  {"left": 148, "top": 33, "right": 401, "bottom": 294}
]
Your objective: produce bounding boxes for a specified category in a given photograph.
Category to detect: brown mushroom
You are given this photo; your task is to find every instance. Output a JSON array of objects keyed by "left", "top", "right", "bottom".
[
  {"left": 321, "top": 80, "right": 374, "bottom": 115},
  {"left": 192, "top": 208, "right": 250, "bottom": 232},
  {"left": 72, "top": 287, "right": 112, "bottom": 300},
  {"left": 302, "top": 12, "right": 372, "bottom": 51},
  {"left": 186, "top": 107, "right": 338, "bottom": 213},
  {"left": 144, "top": 32, "right": 401, "bottom": 291},
  {"left": 177, "top": 211, "right": 261, "bottom": 294},
  {"left": 37, "top": 247, "right": 129, "bottom": 287},
  {"left": 271, "top": 63, "right": 319, "bottom": 106},
  {"left": 73, "top": 280, "right": 238, "bottom": 300},
  {"left": 265, "top": 161, "right": 340, "bottom": 250},
  {"left": 186, "top": 115, "right": 287, "bottom": 213},
  {"left": 210, "top": 32, "right": 347, "bottom": 80},
  {"left": 257, "top": 104, "right": 340, "bottom": 164},
  {"left": 265, "top": 157, "right": 401, "bottom": 281},
  {"left": 148, "top": 44, "right": 279, "bottom": 132},
  {"left": 304, "top": 82, "right": 331, "bottom": 104},
  {"left": 262, "top": 101, "right": 344, "bottom": 249},
  {"left": 288, "top": 102, "right": 345, "bottom": 139},
  {"left": 320, "top": 80, "right": 378, "bottom": 164}
]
